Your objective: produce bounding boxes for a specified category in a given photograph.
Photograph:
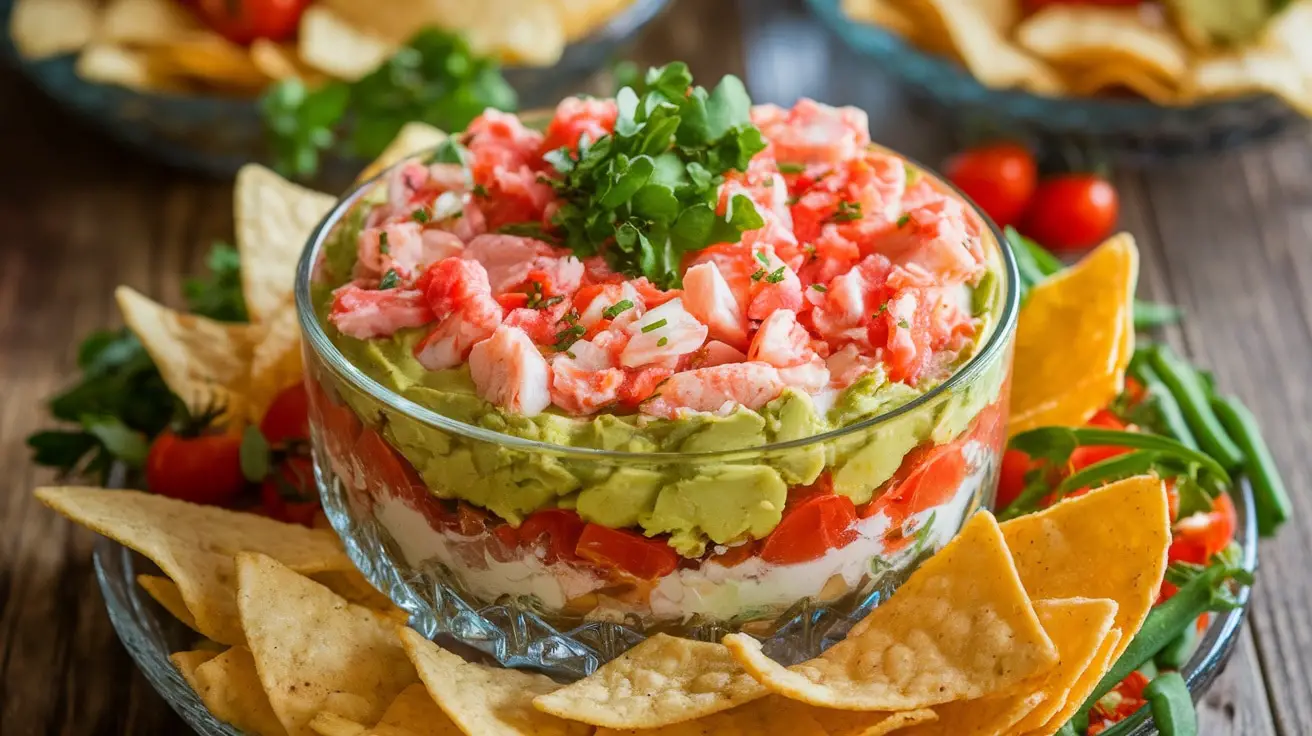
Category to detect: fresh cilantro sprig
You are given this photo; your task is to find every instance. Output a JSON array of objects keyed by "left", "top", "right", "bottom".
[
  {"left": 262, "top": 28, "right": 517, "bottom": 179},
  {"left": 544, "top": 63, "right": 767, "bottom": 288},
  {"left": 27, "top": 242, "right": 249, "bottom": 480}
]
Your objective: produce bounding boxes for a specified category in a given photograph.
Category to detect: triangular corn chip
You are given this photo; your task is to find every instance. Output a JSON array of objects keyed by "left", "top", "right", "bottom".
[
  {"left": 809, "top": 706, "right": 938, "bottom": 736},
  {"left": 170, "top": 649, "right": 219, "bottom": 691},
  {"left": 594, "top": 695, "right": 832, "bottom": 736},
  {"left": 723, "top": 512, "right": 1058, "bottom": 711},
  {"left": 192, "top": 646, "right": 289, "bottom": 736},
  {"left": 1010, "top": 234, "right": 1137, "bottom": 434},
  {"left": 398, "top": 628, "right": 591, "bottom": 736},
  {"left": 310, "top": 684, "right": 460, "bottom": 736},
  {"left": 139, "top": 574, "right": 200, "bottom": 632},
  {"left": 237, "top": 553, "right": 418, "bottom": 736},
  {"left": 36, "top": 486, "right": 352, "bottom": 645},
  {"left": 1028, "top": 628, "right": 1123, "bottom": 736},
  {"left": 1000, "top": 475, "right": 1169, "bottom": 668},
  {"left": 248, "top": 306, "right": 305, "bottom": 421}
]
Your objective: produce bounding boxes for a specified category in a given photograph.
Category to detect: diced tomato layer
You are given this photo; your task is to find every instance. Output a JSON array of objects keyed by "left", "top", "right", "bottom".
[
  {"left": 618, "top": 366, "right": 672, "bottom": 406},
  {"left": 996, "top": 449, "right": 1033, "bottom": 510},
  {"left": 759, "top": 493, "right": 857, "bottom": 565},
  {"left": 575, "top": 524, "right": 680, "bottom": 580},
  {"left": 1167, "top": 492, "right": 1237, "bottom": 569},
  {"left": 862, "top": 442, "right": 968, "bottom": 527},
  {"left": 518, "top": 509, "right": 586, "bottom": 564}
]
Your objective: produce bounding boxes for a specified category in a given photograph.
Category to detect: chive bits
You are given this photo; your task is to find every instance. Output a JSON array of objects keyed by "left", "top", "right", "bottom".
[
  {"left": 602, "top": 300, "right": 635, "bottom": 319},
  {"left": 641, "top": 318, "right": 668, "bottom": 333}
]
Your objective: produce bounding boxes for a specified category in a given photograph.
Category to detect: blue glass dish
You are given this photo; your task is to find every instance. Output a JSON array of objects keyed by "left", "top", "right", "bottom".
[
  {"left": 804, "top": 0, "right": 1305, "bottom": 161},
  {"left": 0, "top": 0, "right": 670, "bottom": 180}
]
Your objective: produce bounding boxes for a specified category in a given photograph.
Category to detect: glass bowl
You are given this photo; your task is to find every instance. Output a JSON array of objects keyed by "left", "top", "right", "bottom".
[
  {"left": 804, "top": 0, "right": 1306, "bottom": 161},
  {"left": 0, "top": 0, "right": 671, "bottom": 181},
  {"left": 294, "top": 136, "right": 1021, "bottom": 678},
  {"left": 92, "top": 479, "right": 1258, "bottom": 735}
]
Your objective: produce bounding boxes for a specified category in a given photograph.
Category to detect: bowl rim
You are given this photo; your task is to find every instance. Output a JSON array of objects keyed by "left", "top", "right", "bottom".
[{"left": 294, "top": 127, "right": 1021, "bottom": 461}]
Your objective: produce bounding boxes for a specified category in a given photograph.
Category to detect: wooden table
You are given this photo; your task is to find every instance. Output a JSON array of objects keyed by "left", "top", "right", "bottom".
[{"left": 1, "top": 1, "right": 1308, "bottom": 733}]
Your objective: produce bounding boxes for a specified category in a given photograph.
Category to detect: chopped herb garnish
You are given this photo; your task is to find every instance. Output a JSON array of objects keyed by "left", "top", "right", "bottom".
[
  {"left": 412, "top": 208, "right": 431, "bottom": 224},
  {"left": 657, "top": 336, "right": 669, "bottom": 347},
  {"left": 542, "top": 295, "right": 565, "bottom": 308},
  {"left": 497, "top": 221, "right": 556, "bottom": 241},
  {"left": 552, "top": 324, "right": 586, "bottom": 351},
  {"left": 874, "top": 303, "right": 888, "bottom": 317},
  {"left": 777, "top": 162, "right": 805, "bottom": 174},
  {"left": 641, "top": 318, "right": 668, "bottom": 333},
  {"left": 379, "top": 269, "right": 401, "bottom": 289},
  {"left": 811, "top": 284, "right": 828, "bottom": 292},
  {"left": 750, "top": 268, "right": 767, "bottom": 281},
  {"left": 378, "top": 230, "right": 390, "bottom": 254},
  {"left": 828, "top": 200, "right": 863, "bottom": 223},
  {"left": 897, "top": 318, "right": 910, "bottom": 329},
  {"left": 560, "top": 310, "right": 580, "bottom": 326},
  {"left": 602, "top": 299, "right": 635, "bottom": 319},
  {"left": 755, "top": 251, "right": 771, "bottom": 266},
  {"left": 896, "top": 213, "right": 910, "bottom": 228},
  {"left": 786, "top": 195, "right": 799, "bottom": 206},
  {"left": 472, "top": 183, "right": 489, "bottom": 197},
  {"left": 544, "top": 63, "right": 767, "bottom": 288},
  {"left": 765, "top": 266, "right": 786, "bottom": 284}
]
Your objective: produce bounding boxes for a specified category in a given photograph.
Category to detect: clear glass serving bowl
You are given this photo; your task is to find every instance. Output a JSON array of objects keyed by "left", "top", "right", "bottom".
[
  {"left": 92, "top": 480, "right": 1258, "bottom": 735},
  {"left": 0, "top": 0, "right": 671, "bottom": 180},
  {"left": 294, "top": 141, "right": 1021, "bottom": 678},
  {"left": 804, "top": 0, "right": 1306, "bottom": 161}
]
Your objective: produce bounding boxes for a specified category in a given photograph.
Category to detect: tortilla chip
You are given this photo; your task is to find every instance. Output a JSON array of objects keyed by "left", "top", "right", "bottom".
[
  {"left": 357, "top": 122, "right": 449, "bottom": 184},
  {"left": 314, "top": 568, "right": 401, "bottom": 614},
  {"left": 237, "top": 553, "right": 418, "bottom": 736},
  {"left": 1188, "top": 47, "right": 1312, "bottom": 117},
  {"left": 115, "top": 286, "right": 260, "bottom": 421},
  {"left": 917, "top": 0, "right": 1062, "bottom": 95},
  {"left": 233, "top": 164, "right": 336, "bottom": 323},
  {"left": 309, "top": 683, "right": 459, "bottom": 736},
  {"left": 1065, "top": 62, "right": 1180, "bottom": 105},
  {"left": 153, "top": 33, "right": 270, "bottom": 91},
  {"left": 1016, "top": 6, "right": 1188, "bottom": 83},
  {"left": 299, "top": 5, "right": 394, "bottom": 82},
  {"left": 398, "top": 628, "right": 591, "bottom": 736},
  {"left": 722, "top": 512, "right": 1058, "bottom": 711},
  {"left": 76, "top": 44, "right": 163, "bottom": 92},
  {"left": 1009, "top": 234, "right": 1137, "bottom": 434},
  {"left": 548, "top": 0, "right": 635, "bottom": 40},
  {"left": 1027, "top": 628, "right": 1123, "bottom": 736},
  {"left": 810, "top": 707, "right": 938, "bottom": 736},
  {"left": 596, "top": 695, "right": 830, "bottom": 736},
  {"left": 1000, "top": 476, "right": 1169, "bottom": 668},
  {"left": 840, "top": 0, "right": 918, "bottom": 38},
  {"left": 248, "top": 307, "right": 305, "bottom": 421},
  {"left": 533, "top": 634, "right": 767, "bottom": 728},
  {"left": 139, "top": 574, "right": 201, "bottom": 632},
  {"left": 36, "top": 486, "right": 352, "bottom": 645},
  {"left": 99, "top": 0, "right": 202, "bottom": 45},
  {"left": 171, "top": 649, "right": 220, "bottom": 691},
  {"left": 249, "top": 38, "right": 309, "bottom": 81},
  {"left": 193, "top": 646, "right": 290, "bottom": 736},
  {"left": 9, "top": 0, "right": 97, "bottom": 59}
]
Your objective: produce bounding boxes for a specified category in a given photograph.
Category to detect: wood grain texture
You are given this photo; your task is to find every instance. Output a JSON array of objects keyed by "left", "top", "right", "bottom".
[{"left": 0, "top": 0, "right": 1307, "bottom": 733}]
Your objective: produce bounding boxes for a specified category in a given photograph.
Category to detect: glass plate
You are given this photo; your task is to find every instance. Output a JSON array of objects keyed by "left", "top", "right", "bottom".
[{"left": 94, "top": 481, "right": 1257, "bottom": 735}]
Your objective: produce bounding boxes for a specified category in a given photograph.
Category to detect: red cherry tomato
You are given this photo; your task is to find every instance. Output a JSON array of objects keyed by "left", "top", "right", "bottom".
[
  {"left": 759, "top": 493, "right": 858, "bottom": 565},
  {"left": 575, "top": 524, "right": 679, "bottom": 580},
  {"left": 146, "top": 429, "right": 245, "bottom": 506},
  {"left": 943, "top": 143, "right": 1038, "bottom": 227},
  {"left": 260, "top": 456, "right": 320, "bottom": 526},
  {"left": 1069, "top": 410, "right": 1132, "bottom": 472},
  {"left": 1021, "top": 174, "right": 1119, "bottom": 252},
  {"left": 260, "top": 382, "right": 310, "bottom": 446},
  {"left": 519, "top": 509, "right": 587, "bottom": 564},
  {"left": 996, "top": 449, "right": 1033, "bottom": 510},
  {"left": 193, "top": 0, "right": 310, "bottom": 44}
]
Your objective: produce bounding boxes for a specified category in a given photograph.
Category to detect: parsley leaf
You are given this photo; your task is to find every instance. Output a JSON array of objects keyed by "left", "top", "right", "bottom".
[
  {"left": 545, "top": 63, "right": 767, "bottom": 288},
  {"left": 183, "top": 242, "right": 248, "bottom": 322}
]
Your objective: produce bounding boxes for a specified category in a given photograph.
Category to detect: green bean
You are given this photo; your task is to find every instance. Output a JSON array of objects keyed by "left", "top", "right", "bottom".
[
  {"left": 1155, "top": 621, "right": 1197, "bottom": 670},
  {"left": 1127, "top": 355, "right": 1200, "bottom": 450},
  {"left": 1211, "top": 395, "right": 1291, "bottom": 537},
  {"left": 1144, "top": 672, "right": 1197, "bottom": 736},
  {"left": 1133, "top": 300, "right": 1184, "bottom": 330},
  {"left": 1145, "top": 345, "right": 1245, "bottom": 471}
]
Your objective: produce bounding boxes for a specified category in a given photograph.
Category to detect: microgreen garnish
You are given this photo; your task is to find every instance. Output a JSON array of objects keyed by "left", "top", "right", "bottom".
[
  {"left": 896, "top": 213, "right": 910, "bottom": 228},
  {"left": 379, "top": 269, "right": 401, "bottom": 290},
  {"left": 765, "top": 266, "right": 787, "bottom": 283},
  {"left": 641, "top": 318, "right": 668, "bottom": 333},
  {"left": 412, "top": 208, "right": 431, "bottom": 224},
  {"left": 750, "top": 269, "right": 766, "bottom": 281},
  {"left": 602, "top": 300, "right": 635, "bottom": 319},
  {"left": 378, "top": 230, "right": 390, "bottom": 254},
  {"left": 874, "top": 303, "right": 888, "bottom": 317},
  {"left": 897, "top": 318, "right": 910, "bottom": 329},
  {"left": 472, "top": 183, "right": 489, "bottom": 198},
  {"left": 543, "top": 63, "right": 767, "bottom": 288},
  {"left": 828, "top": 200, "right": 863, "bottom": 223}
]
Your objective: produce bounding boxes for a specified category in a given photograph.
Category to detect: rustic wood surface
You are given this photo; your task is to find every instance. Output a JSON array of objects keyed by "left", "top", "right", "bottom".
[{"left": 0, "top": 0, "right": 1308, "bottom": 733}]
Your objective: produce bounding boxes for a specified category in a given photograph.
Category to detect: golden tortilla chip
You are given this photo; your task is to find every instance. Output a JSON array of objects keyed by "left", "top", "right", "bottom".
[
  {"left": 1016, "top": 6, "right": 1188, "bottom": 83},
  {"left": 1009, "top": 234, "right": 1137, "bottom": 434},
  {"left": 193, "top": 646, "right": 290, "bottom": 736},
  {"left": 237, "top": 553, "right": 418, "bottom": 736},
  {"left": 595, "top": 695, "right": 830, "bottom": 736},
  {"left": 1027, "top": 628, "right": 1122, "bottom": 736},
  {"left": 533, "top": 634, "right": 766, "bottom": 728},
  {"left": 234, "top": 164, "right": 336, "bottom": 323},
  {"left": 1187, "top": 47, "right": 1312, "bottom": 117},
  {"left": 1065, "top": 62, "right": 1180, "bottom": 105},
  {"left": 115, "top": 285, "right": 260, "bottom": 421},
  {"left": 722, "top": 512, "right": 1058, "bottom": 711},
  {"left": 841, "top": 0, "right": 918, "bottom": 38},
  {"left": 314, "top": 568, "right": 400, "bottom": 613},
  {"left": 398, "top": 628, "right": 591, "bottom": 736},
  {"left": 153, "top": 33, "right": 270, "bottom": 91},
  {"left": 1000, "top": 475, "right": 1169, "bottom": 668},
  {"left": 139, "top": 574, "right": 201, "bottom": 632},
  {"left": 548, "top": 0, "right": 635, "bottom": 40},
  {"left": 250, "top": 38, "right": 309, "bottom": 81},
  {"left": 171, "top": 649, "right": 220, "bottom": 691},
  {"left": 36, "top": 486, "right": 352, "bottom": 645},
  {"left": 248, "top": 307, "right": 305, "bottom": 421},
  {"left": 918, "top": 0, "right": 1062, "bottom": 95},
  {"left": 311, "top": 683, "right": 460, "bottom": 736},
  {"left": 811, "top": 707, "right": 938, "bottom": 736},
  {"left": 9, "top": 0, "right": 97, "bottom": 59},
  {"left": 357, "top": 122, "right": 449, "bottom": 184},
  {"left": 76, "top": 44, "right": 165, "bottom": 92},
  {"left": 99, "top": 0, "right": 203, "bottom": 45},
  {"left": 298, "top": 5, "right": 394, "bottom": 81}
]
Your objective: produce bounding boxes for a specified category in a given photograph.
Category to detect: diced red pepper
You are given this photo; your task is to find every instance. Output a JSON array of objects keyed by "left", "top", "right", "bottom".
[
  {"left": 759, "top": 493, "right": 858, "bottom": 565},
  {"left": 575, "top": 524, "right": 679, "bottom": 580}
]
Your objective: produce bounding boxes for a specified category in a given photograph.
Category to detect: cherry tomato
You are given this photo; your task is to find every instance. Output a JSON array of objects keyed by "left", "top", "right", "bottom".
[
  {"left": 260, "top": 456, "right": 320, "bottom": 526},
  {"left": 1021, "top": 174, "right": 1119, "bottom": 252},
  {"left": 759, "top": 493, "right": 858, "bottom": 565},
  {"left": 1069, "top": 410, "right": 1132, "bottom": 472},
  {"left": 943, "top": 143, "right": 1037, "bottom": 227},
  {"left": 575, "top": 524, "right": 679, "bottom": 580},
  {"left": 146, "top": 429, "right": 245, "bottom": 506},
  {"left": 260, "top": 382, "right": 310, "bottom": 446},
  {"left": 193, "top": 0, "right": 310, "bottom": 44},
  {"left": 518, "top": 509, "right": 586, "bottom": 564},
  {"left": 996, "top": 449, "right": 1033, "bottom": 510}
]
